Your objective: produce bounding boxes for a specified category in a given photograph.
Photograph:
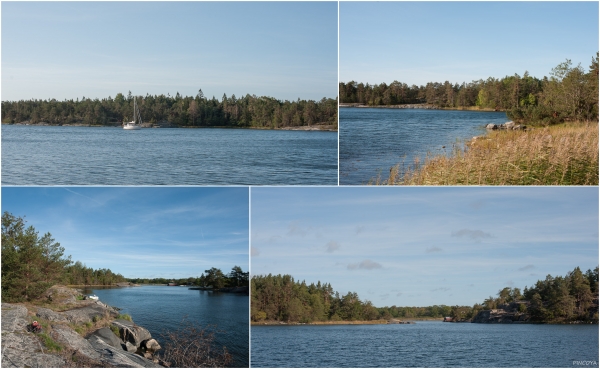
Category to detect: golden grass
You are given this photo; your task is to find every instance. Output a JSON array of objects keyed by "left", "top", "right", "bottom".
[{"left": 381, "top": 121, "right": 598, "bottom": 185}]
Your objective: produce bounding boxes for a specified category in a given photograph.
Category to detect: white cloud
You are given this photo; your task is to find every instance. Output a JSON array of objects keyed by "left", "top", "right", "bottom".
[
  {"left": 347, "top": 259, "right": 382, "bottom": 270},
  {"left": 451, "top": 229, "right": 492, "bottom": 241},
  {"left": 326, "top": 241, "right": 340, "bottom": 253}
]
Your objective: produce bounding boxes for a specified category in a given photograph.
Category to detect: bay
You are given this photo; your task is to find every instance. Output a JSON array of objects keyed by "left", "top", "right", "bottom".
[
  {"left": 251, "top": 321, "right": 599, "bottom": 367},
  {"left": 1, "top": 125, "right": 337, "bottom": 185},
  {"left": 84, "top": 285, "right": 249, "bottom": 367},
  {"left": 339, "top": 108, "right": 509, "bottom": 184}
]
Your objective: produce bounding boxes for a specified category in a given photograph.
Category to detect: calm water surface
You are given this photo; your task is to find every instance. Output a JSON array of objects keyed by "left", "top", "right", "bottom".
[
  {"left": 84, "top": 286, "right": 248, "bottom": 367},
  {"left": 251, "top": 322, "right": 599, "bottom": 367},
  {"left": 1, "top": 125, "right": 337, "bottom": 185},
  {"left": 339, "top": 108, "right": 508, "bottom": 184}
]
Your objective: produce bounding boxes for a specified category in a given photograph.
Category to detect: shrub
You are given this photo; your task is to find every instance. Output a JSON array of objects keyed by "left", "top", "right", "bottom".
[
  {"left": 116, "top": 313, "right": 132, "bottom": 321},
  {"left": 158, "top": 321, "right": 232, "bottom": 368}
]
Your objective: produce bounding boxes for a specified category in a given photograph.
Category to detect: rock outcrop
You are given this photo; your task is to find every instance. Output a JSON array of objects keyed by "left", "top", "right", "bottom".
[
  {"left": 1, "top": 293, "right": 163, "bottom": 368},
  {"left": 112, "top": 319, "right": 152, "bottom": 347},
  {"left": 486, "top": 121, "right": 527, "bottom": 131},
  {"left": 472, "top": 302, "right": 530, "bottom": 323}
]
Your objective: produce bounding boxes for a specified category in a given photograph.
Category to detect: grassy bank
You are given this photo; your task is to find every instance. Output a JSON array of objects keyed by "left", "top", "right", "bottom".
[{"left": 379, "top": 121, "right": 598, "bottom": 185}]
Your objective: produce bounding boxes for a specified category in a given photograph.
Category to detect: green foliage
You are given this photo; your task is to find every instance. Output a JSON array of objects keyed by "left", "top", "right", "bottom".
[
  {"left": 125, "top": 266, "right": 248, "bottom": 289},
  {"left": 341, "top": 53, "right": 599, "bottom": 125},
  {"left": 39, "top": 333, "right": 63, "bottom": 352},
  {"left": 1, "top": 212, "right": 128, "bottom": 304},
  {"left": 505, "top": 266, "right": 599, "bottom": 323},
  {"left": 65, "top": 260, "right": 129, "bottom": 286},
  {"left": 2, "top": 212, "right": 72, "bottom": 302},
  {"left": 116, "top": 313, "right": 132, "bottom": 321},
  {"left": 203, "top": 267, "right": 227, "bottom": 289},
  {"left": 110, "top": 324, "right": 121, "bottom": 338},
  {"left": 0, "top": 92, "right": 338, "bottom": 129},
  {"left": 252, "top": 274, "right": 467, "bottom": 323}
]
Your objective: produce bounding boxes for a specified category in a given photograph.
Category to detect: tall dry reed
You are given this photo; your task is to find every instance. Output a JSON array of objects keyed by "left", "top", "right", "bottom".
[{"left": 381, "top": 122, "right": 598, "bottom": 185}]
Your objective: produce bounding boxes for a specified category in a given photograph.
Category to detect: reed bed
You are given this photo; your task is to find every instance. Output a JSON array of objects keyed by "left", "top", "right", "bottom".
[{"left": 380, "top": 122, "right": 599, "bottom": 185}]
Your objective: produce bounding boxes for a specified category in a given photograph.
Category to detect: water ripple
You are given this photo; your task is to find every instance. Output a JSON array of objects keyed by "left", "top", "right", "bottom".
[{"left": 2, "top": 126, "right": 337, "bottom": 185}]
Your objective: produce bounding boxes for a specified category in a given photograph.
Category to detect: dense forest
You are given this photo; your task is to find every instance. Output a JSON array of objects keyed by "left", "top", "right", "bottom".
[
  {"left": 126, "top": 266, "right": 249, "bottom": 289},
  {"left": 1, "top": 212, "right": 128, "bottom": 302},
  {"left": 1, "top": 90, "right": 338, "bottom": 129},
  {"left": 340, "top": 54, "right": 599, "bottom": 125},
  {"left": 251, "top": 266, "right": 599, "bottom": 323}
]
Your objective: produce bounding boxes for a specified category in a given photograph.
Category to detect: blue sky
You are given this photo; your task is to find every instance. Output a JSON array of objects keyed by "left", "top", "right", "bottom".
[
  {"left": 340, "top": 2, "right": 599, "bottom": 85},
  {"left": 2, "top": 187, "right": 249, "bottom": 279},
  {"left": 1, "top": 2, "right": 337, "bottom": 102},
  {"left": 251, "top": 187, "right": 599, "bottom": 307}
]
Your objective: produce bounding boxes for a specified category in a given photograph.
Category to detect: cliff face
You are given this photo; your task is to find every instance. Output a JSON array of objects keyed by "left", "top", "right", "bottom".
[
  {"left": 1, "top": 286, "right": 163, "bottom": 368},
  {"left": 472, "top": 302, "right": 530, "bottom": 323}
]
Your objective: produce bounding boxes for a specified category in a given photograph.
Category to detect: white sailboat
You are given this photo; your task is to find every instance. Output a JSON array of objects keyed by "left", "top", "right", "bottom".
[{"left": 123, "top": 96, "right": 142, "bottom": 130}]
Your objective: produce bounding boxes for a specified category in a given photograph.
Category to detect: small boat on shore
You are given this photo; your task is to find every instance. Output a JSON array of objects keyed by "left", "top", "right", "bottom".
[
  {"left": 86, "top": 295, "right": 99, "bottom": 300},
  {"left": 123, "top": 96, "right": 142, "bottom": 130}
]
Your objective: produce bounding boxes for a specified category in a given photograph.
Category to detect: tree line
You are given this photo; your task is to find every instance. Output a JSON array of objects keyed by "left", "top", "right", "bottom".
[
  {"left": 251, "top": 266, "right": 599, "bottom": 323},
  {"left": 126, "top": 266, "right": 249, "bottom": 289},
  {"left": 1, "top": 212, "right": 128, "bottom": 302},
  {"left": 252, "top": 274, "right": 374, "bottom": 322},
  {"left": 1, "top": 90, "right": 338, "bottom": 129},
  {"left": 340, "top": 53, "right": 598, "bottom": 125}
]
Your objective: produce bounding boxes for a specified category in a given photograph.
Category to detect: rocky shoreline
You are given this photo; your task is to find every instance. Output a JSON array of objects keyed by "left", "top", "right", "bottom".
[{"left": 1, "top": 286, "right": 165, "bottom": 368}]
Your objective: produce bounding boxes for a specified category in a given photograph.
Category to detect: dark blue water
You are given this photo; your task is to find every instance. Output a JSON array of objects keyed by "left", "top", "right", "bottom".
[
  {"left": 1, "top": 125, "right": 337, "bottom": 185},
  {"left": 84, "top": 286, "right": 248, "bottom": 367},
  {"left": 251, "top": 322, "right": 599, "bottom": 367},
  {"left": 339, "top": 108, "right": 509, "bottom": 184}
]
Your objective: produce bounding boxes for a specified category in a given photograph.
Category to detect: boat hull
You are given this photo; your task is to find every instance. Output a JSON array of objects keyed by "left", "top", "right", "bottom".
[{"left": 123, "top": 124, "right": 141, "bottom": 130}]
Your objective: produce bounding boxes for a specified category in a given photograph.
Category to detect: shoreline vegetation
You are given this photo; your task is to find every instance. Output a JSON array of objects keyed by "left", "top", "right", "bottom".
[
  {"left": 376, "top": 121, "right": 598, "bottom": 186},
  {"left": 1, "top": 90, "right": 338, "bottom": 131},
  {"left": 341, "top": 54, "right": 599, "bottom": 185},
  {"left": 340, "top": 54, "right": 598, "bottom": 126},
  {"left": 1, "top": 212, "right": 247, "bottom": 367},
  {"left": 251, "top": 266, "right": 598, "bottom": 326},
  {"left": 339, "top": 103, "right": 499, "bottom": 112}
]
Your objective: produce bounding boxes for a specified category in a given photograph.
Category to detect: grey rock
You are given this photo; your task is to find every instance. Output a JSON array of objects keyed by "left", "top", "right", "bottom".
[
  {"left": 52, "top": 324, "right": 102, "bottom": 361},
  {"left": 88, "top": 335, "right": 162, "bottom": 368},
  {"left": 486, "top": 123, "right": 498, "bottom": 130},
  {"left": 88, "top": 327, "right": 122, "bottom": 349},
  {"left": 63, "top": 304, "right": 115, "bottom": 324},
  {"left": 111, "top": 319, "right": 152, "bottom": 347},
  {"left": 472, "top": 308, "right": 528, "bottom": 323},
  {"left": 123, "top": 341, "right": 138, "bottom": 352},
  {"left": 504, "top": 121, "right": 515, "bottom": 129},
  {"left": 36, "top": 307, "right": 68, "bottom": 323},
  {"left": 141, "top": 338, "right": 161, "bottom": 352},
  {"left": 41, "top": 285, "right": 80, "bottom": 305},
  {"left": 1, "top": 332, "right": 68, "bottom": 368},
  {"left": 1, "top": 303, "right": 29, "bottom": 333}
]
